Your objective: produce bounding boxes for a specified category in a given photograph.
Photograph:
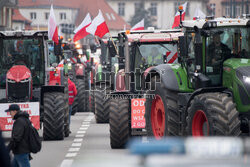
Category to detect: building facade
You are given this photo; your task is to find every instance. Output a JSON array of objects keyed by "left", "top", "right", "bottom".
[
  {"left": 17, "top": 0, "right": 129, "bottom": 39},
  {"left": 107, "top": 0, "right": 209, "bottom": 29},
  {"left": 221, "top": 0, "right": 249, "bottom": 18},
  {"left": 0, "top": 0, "right": 17, "bottom": 30}
]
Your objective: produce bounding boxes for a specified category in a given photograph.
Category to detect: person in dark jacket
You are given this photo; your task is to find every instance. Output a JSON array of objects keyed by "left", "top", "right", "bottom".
[
  {"left": 0, "top": 130, "right": 11, "bottom": 167},
  {"left": 6, "top": 104, "right": 31, "bottom": 167}
]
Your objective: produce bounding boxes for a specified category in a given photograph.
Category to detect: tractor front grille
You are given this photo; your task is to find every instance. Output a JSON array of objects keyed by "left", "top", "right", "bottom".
[{"left": 7, "top": 80, "right": 30, "bottom": 101}]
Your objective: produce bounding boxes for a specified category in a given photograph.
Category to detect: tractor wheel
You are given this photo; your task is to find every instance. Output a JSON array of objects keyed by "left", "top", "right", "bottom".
[
  {"left": 64, "top": 78, "right": 70, "bottom": 137},
  {"left": 95, "top": 86, "right": 110, "bottom": 123},
  {"left": 43, "top": 92, "right": 65, "bottom": 140},
  {"left": 187, "top": 93, "right": 241, "bottom": 136},
  {"left": 109, "top": 98, "right": 130, "bottom": 149},
  {"left": 84, "top": 71, "right": 90, "bottom": 112},
  {"left": 90, "top": 90, "right": 95, "bottom": 113},
  {"left": 145, "top": 76, "right": 178, "bottom": 139},
  {"left": 76, "top": 79, "right": 86, "bottom": 112},
  {"left": 71, "top": 96, "right": 78, "bottom": 115}
]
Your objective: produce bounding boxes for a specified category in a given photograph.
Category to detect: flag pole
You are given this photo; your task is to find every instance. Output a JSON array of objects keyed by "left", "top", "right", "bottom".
[{"left": 108, "top": 32, "right": 119, "bottom": 55}]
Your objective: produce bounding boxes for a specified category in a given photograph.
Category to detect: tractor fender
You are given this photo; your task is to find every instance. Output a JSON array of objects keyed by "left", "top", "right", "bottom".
[
  {"left": 146, "top": 64, "right": 179, "bottom": 92},
  {"left": 185, "top": 87, "right": 228, "bottom": 112},
  {"left": 40, "top": 85, "right": 65, "bottom": 106}
]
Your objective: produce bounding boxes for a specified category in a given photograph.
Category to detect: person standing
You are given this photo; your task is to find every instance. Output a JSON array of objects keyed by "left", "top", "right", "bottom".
[
  {"left": 6, "top": 104, "right": 31, "bottom": 167},
  {"left": 68, "top": 78, "right": 77, "bottom": 130}
]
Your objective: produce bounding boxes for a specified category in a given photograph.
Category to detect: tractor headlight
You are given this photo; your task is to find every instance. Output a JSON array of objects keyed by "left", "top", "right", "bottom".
[
  {"left": 7, "top": 79, "right": 15, "bottom": 83},
  {"left": 20, "top": 78, "right": 30, "bottom": 83},
  {"left": 243, "top": 76, "right": 250, "bottom": 84}
]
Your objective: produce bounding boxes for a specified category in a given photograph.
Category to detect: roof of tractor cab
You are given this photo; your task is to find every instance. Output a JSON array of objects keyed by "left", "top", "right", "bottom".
[
  {"left": 0, "top": 31, "right": 48, "bottom": 37},
  {"left": 182, "top": 18, "right": 250, "bottom": 29},
  {"left": 125, "top": 30, "right": 183, "bottom": 43}
]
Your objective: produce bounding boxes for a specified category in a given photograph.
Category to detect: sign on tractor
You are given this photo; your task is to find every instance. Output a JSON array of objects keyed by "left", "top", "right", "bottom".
[
  {"left": 131, "top": 98, "right": 146, "bottom": 129},
  {"left": 0, "top": 102, "right": 40, "bottom": 131}
]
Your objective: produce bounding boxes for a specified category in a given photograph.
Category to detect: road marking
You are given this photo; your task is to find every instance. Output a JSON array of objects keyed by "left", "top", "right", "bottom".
[
  {"left": 75, "top": 134, "right": 85, "bottom": 138},
  {"left": 72, "top": 143, "right": 82, "bottom": 147},
  {"left": 81, "top": 124, "right": 89, "bottom": 127},
  {"left": 79, "top": 127, "right": 88, "bottom": 130},
  {"left": 65, "top": 153, "right": 77, "bottom": 158},
  {"left": 60, "top": 159, "right": 73, "bottom": 167},
  {"left": 68, "top": 147, "right": 80, "bottom": 152},
  {"left": 77, "top": 131, "right": 86, "bottom": 134},
  {"left": 74, "top": 138, "right": 83, "bottom": 142}
]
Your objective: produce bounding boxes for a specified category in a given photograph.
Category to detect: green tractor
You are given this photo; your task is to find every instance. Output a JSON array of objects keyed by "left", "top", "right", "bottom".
[
  {"left": 145, "top": 16, "right": 250, "bottom": 138},
  {"left": 109, "top": 30, "right": 183, "bottom": 148},
  {"left": 93, "top": 37, "right": 119, "bottom": 123}
]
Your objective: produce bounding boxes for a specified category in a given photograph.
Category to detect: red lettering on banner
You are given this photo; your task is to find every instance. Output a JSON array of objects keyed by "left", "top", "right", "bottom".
[{"left": 131, "top": 99, "right": 146, "bottom": 129}]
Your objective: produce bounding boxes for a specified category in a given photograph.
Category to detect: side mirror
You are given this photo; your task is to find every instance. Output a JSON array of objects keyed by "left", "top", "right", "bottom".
[
  {"left": 90, "top": 44, "right": 97, "bottom": 53},
  {"left": 178, "top": 36, "right": 187, "bottom": 58},
  {"left": 108, "top": 41, "right": 117, "bottom": 57}
]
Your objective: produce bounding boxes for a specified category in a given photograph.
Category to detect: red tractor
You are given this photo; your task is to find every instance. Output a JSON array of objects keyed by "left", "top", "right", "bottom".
[
  {"left": 0, "top": 31, "right": 69, "bottom": 140},
  {"left": 109, "top": 30, "right": 183, "bottom": 148}
]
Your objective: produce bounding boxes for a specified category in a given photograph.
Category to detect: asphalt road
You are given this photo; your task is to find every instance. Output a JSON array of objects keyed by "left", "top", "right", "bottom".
[{"left": 3, "top": 112, "right": 250, "bottom": 167}]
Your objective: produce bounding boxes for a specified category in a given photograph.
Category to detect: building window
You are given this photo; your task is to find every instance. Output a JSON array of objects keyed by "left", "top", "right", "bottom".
[
  {"left": 118, "top": 2, "right": 125, "bottom": 16},
  {"left": 135, "top": 2, "right": 144, "bottom": 12},
  {"left": 45, "top": 12, "right": 49, "bottom": 20},
  {"left": 174, "top": 2, "right": 189, "bottom": 16},
  {"left": 30, "top": 12, "right": 36, "bottom": 19},
  {"left": 210, "top": 3, "right": 216, "bottom": 16},
  {"left": 111, "top": 13, "right": 116, "bottom": 20},
  {"left": 106, "top": 13, "right": 111, "bottom": 20},
  {"left": 225, "top": 5, "right": 230, "bottom": 16},
  {"left": 60, "top": 13, "right": 66, "bottom": 20},
  {"left": 150, "top": 3, "right": 157, "bottom": 16},
  {"left": 235, "top": 6, "right": 241, "bottom": 17}
]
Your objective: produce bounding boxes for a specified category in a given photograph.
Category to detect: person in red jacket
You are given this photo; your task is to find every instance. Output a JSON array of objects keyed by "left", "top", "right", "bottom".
[{"left": 68, "top": 78, "right": 77, "bottom": 130}]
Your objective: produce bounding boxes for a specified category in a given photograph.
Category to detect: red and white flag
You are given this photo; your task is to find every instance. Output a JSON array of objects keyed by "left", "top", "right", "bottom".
[
  {"left": 73, "top": 13, "right": 92, "bottom": 42},
  {"left": 48, "top": 5, "right": 59, "bottom": 44},
  {"left": 86, "top": 10, "right": 109, "bottom": 38},
  {"left": 193, "top": 7, "right": 206, "bottom": 20},
  {"left": 172, "top": 2, "right": 188, "bottom": 29},
  {"left": 131, "top": 19, "right": 144, "bottom": 31}
]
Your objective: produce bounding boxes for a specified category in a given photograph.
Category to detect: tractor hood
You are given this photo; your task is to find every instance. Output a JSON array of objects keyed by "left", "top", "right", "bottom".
[
  {"left": 7, "top": 65, "right": 31, "bottom": 82},
  {"left": 224, "top": 58, "right": 250, "bottom": 69}
]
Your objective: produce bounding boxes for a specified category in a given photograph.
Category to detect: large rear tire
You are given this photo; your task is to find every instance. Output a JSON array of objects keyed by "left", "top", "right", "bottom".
[
  {"left": 84, "top": 71, "right": 90, "bottom": 112},
  {"left": 76, "top": 79, "right": 85, "bottom": 112},
  {"left": 145, "top": 76, "right": 178, "bottom": 139},
  {"left": 64, "top": 80, "right": 70, "bottom": 137},
  {"left": 71, "top": 96, "right": 78, "bottom": 115},
  {"left": 95, "top": 84, "right": 110, "bottom": 123},
  {"left": 90, "top": 90, "right": 95, "bottom": 113},
  {"left": 43, "top": 92, "right": 65, "bottom": 140},
  {"left": 109, "top": 98, "right": 130, "bottom": 149},
  {"left": 187, "top": 93, "right": 241, "bottom": 136}
]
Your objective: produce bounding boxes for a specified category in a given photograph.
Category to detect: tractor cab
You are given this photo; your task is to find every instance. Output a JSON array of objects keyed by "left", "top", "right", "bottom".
[
  {"left": 0, "top": 31, "right": 47, "bottom": 101},
  {"left": 118, "top": 30, "right": 183, "bottom": 92},
  {"left": 180, "top": 18, "right": 250, "bottom": 89}
]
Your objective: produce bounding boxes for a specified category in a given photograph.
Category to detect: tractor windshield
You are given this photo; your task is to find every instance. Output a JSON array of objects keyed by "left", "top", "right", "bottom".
[
  {"left": 206, "top": 27, "right": 250, "bottom": 62},
  {"left": 133, "top": 43, "right": 178, "bottom": 70},
  {"left": 205, "top": 26, "right": 250, "bottom": 85},
  {"left": 0, "top": 38, "right": 45, "bottom": 87}
]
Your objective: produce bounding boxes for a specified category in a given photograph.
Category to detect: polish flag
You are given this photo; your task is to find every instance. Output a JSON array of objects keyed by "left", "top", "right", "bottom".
[
  {"left": 48, "top": 5, "right": 59, "bottom": 44},
  {"left": 172, "top": 2, "right": 188, "bottom": 29},
  {"left": 86, "top": 10, "right": 109, "bottom": 38},
  {"left": 131, "top": 19, "right": 144, "bottom": 31},
  {"left": 73, "top": 13, "right": 92, "bottom": 42},
  {"left": 193, "top": 7, "right": 206, "bottom": 20}
]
